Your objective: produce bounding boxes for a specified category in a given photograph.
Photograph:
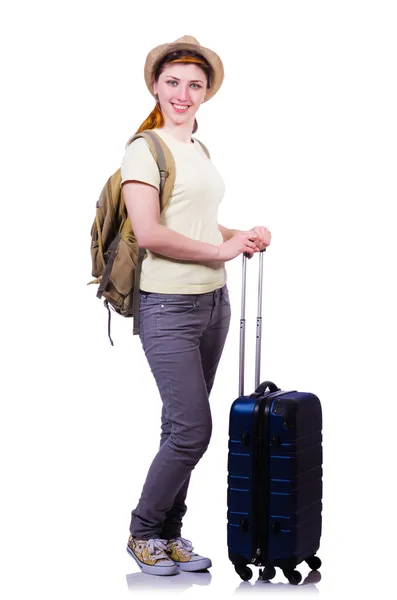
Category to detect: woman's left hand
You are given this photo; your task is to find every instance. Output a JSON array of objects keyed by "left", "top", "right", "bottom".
[{"left": 247, "top": 226, "right": 272, "bottom": 251}]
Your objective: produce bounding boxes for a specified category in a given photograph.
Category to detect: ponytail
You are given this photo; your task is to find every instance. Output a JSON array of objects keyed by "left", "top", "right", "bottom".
[{"left": 134, "top": 102, "right": 164, "bottom": 135}]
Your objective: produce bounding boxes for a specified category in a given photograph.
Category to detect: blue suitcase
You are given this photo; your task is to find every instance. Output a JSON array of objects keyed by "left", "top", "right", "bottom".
[{"left": 227, "top": 250, "right": 323, "bottom": 584}]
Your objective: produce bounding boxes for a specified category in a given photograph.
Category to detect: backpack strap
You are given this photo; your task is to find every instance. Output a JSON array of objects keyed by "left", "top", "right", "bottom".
[
  {"left": 125, "top": 130, "right": 176, "bottom": 335},
  {"left": 193, "top": 138, "right": 211, "bottom": 159}
]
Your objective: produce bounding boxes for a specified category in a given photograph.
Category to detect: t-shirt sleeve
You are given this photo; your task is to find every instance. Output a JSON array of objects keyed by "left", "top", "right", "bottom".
[{"left": 120, "top": 137, "right": 160, "bottom": 190}]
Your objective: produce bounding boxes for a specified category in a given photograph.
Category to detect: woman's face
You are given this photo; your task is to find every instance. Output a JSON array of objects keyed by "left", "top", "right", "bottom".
[{"left": 153, "top": 62, "right": 208, "bottom": 127}]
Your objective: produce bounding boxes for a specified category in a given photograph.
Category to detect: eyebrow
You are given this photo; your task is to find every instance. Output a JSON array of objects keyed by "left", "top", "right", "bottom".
[{"left": 166, "top": 76, "right": 204, "bottom": 84}]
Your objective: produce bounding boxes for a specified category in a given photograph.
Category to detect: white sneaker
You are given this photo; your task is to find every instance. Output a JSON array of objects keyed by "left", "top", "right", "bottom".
[{"left": 126, "top": 535, "right": 178, "bottom": 576}]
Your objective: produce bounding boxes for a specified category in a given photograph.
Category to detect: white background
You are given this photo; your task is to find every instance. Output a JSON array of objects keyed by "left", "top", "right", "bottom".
[{"left": 1, "top": 1, "right": 396, "bottom": 598}]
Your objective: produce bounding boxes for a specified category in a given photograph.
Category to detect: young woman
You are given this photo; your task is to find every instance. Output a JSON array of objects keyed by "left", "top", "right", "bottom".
[{"left": 121, "top": 35, "right": 271, "bottom": 576}]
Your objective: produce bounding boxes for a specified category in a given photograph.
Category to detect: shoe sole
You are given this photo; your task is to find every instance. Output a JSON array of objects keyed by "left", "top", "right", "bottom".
[
  {"left": 126, "top": 545, "right": 178, "bottom": 576},
  {"left": 174, "top": 557, "right": 212, "bottom": 572}
]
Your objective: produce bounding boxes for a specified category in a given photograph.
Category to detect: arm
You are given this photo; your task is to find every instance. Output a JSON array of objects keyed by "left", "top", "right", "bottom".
[
  {"left": 123, "top": 181, "right": 220, "bottom": 261},
  {"left": 218, "top": 224, "right": 240, "bottom": 242}
]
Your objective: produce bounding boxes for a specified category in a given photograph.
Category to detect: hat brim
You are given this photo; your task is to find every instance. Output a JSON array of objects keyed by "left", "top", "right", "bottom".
[{"left": 144, "top": 41, "right": 224, "bottom": 103}]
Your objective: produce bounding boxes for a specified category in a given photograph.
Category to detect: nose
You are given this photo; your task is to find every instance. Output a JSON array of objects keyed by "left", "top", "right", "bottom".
[{"left": 176, "top": 82, "right": 190, "bottom": 103}]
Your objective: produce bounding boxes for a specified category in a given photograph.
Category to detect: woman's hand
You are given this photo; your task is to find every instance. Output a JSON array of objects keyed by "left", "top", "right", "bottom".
[
  {"left": 246, "top": 226, "right": 272, "bottom": 251},
  {"left": 217, "top": 230, "right": 259, "bottom": 261}
]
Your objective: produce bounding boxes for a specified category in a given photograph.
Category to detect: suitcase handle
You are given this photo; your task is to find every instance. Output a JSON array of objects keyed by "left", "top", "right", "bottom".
[
  {"left": 254, "top": 380, "right": 280, "bottom": 395},
  {"left": 239, "top": 248, "right": 266, "bottom": 397}
]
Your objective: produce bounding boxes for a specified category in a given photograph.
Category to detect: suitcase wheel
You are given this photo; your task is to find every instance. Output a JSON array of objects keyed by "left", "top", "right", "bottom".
[
  {"left": 283, "top": 569, "right": 302, "bottom": 585},
  {"left": 235, "top": 565, "right": 253, "bottom": 581},
  {"left": 306, "top": 555, "right": 322, "bottom": 571},
  {"left": 258, "top": 566, "right": 276, "bottom": 581}
]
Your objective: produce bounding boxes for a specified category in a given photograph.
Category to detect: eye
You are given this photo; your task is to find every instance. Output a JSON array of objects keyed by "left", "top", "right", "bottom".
[{"left": 166, "top": 80, "right": 202, "bottom": 89}]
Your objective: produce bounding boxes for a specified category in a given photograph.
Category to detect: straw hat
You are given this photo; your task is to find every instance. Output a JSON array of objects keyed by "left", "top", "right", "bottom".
[{"left": 144, "top": 35, "right": 224, "bottom": 103}]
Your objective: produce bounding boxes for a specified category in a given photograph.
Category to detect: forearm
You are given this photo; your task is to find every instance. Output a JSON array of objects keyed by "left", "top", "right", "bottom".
[
  {"left": 141, "top": 224, "right": 220, "bottom": 261},
  {"left": 218, "top": 224, "right": 240, "bottom": 242}
]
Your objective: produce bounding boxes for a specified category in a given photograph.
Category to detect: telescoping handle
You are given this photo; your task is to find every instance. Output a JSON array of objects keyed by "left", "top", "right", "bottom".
[{"left": 238, "top": 249, "right": 266, "bottom": 398}]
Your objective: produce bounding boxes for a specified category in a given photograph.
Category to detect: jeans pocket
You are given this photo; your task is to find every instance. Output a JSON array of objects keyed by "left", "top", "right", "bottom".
[{"left": 157, "top": 297, "right": 198, "bottom": 317}]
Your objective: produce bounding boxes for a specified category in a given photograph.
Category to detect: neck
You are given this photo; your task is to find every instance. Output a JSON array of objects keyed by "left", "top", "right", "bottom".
[{"left": 160, "top": 117, "right": 194, "bottom": 144}]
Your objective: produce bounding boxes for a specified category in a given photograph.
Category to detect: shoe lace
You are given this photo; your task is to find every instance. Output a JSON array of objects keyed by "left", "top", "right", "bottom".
[
  {"left": 171, "top": 537, "right": 195, "bottom": 555},
  {"left": 147, "top": 538, "right": 169, "bottom": 560}
]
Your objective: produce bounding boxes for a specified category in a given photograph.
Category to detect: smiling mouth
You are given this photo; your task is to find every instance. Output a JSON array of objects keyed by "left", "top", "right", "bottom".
[{"left": 171, "top": 103, "right": 190, "bottom": 111}]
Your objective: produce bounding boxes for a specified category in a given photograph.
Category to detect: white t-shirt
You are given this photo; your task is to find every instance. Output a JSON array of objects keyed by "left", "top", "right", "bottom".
[{"left": 120, "top": 127, "right": 226, "bottom": 294}]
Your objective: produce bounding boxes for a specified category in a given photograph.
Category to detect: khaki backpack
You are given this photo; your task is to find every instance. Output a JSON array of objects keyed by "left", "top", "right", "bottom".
[{"left": 88, "top": 129, "right": 210, "bottom": 345}]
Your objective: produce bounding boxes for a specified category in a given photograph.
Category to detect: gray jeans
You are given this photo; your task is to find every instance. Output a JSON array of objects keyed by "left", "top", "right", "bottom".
[{"left": 130, "top": 284, "right": 231, "bottom": 540}]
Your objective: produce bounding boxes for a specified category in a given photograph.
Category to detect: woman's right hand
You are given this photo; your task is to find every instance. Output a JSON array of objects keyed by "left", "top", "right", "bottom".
[{"left": 217, "top": 230, "right": 259, "bottom": 262}]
